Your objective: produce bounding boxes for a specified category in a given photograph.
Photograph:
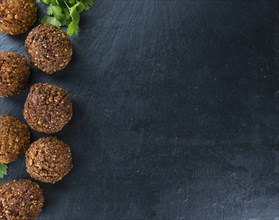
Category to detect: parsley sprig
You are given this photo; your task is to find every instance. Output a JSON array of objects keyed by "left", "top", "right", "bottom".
[
  {"left": 0, "top": 163, "right": 8, "bottom": 179},
  {"left": 37, "top": 0, "right": 94, "bottom": 36}
]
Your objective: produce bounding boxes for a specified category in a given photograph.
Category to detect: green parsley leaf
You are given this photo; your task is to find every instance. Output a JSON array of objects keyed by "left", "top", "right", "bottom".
[
  {"left": 37, "top": 0, "right": 94, "bottom": 36},
  {"left": 41, "top": 16, "right": 62, "bottom": 26},
  {"left": 67, "top": 20, "right": 79, "bottom": 35},
  {"left": 0, "top": 163, "right": 8, "bottom": 179}
]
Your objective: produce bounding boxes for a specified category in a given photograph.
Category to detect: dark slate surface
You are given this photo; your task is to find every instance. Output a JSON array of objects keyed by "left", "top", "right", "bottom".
[{"left": 1, "top": 0, "right": 279, "bottom": 219}]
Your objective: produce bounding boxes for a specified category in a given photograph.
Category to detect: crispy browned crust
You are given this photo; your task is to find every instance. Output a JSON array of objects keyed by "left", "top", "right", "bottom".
[
  {"left": 0, "top": 115, "right": 30, "bottom": 164},
  {"left": 0, "top": 179, "right": 44, "bottom": 220},
  {"left": 25, "top": 24, "right": 72, "bottom": 74},
  {"left": 0, "top": 0, "right": 37, "bottom": 35},
  {"left": 26, "top": 137, "right": 73, "bottom": 184},
  {"left": 24, "top": 83, "right": 73, "bottom": 134},
  {"left": 0, "top": 52, "right": 30, "bottom": 97}
]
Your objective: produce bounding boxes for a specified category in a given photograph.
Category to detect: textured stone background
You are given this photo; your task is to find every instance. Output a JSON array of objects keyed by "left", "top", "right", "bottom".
[{"left": 1, "top": 0, "right": 279, "bottom": 219}]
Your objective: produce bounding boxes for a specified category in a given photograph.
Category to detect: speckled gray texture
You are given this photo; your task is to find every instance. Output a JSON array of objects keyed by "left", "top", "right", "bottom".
[{"left": 1, "top": 0, "right": 279, "bottom": 220}]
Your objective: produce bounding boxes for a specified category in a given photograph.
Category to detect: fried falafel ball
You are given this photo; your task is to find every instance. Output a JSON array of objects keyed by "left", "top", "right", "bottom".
[
  {"left": 25, "top": 24, "right": 73, "bottom": 74},
  {"left": 0, "top": 0, "right": 37, "bottom": 35},
  {"left": 26, "top": 137, "right": 73, "bottom": 184},
  {"left": 0, "top": 52, "right": 30, "bottom": 97},
  {"left": 0, "top": 179, "right": 44, "bottom": 220},
  {"left": 24, "top": 83, "right": 73, "bottom": 134},
  {"left": 0, "top": 115, "right": 30, "bottom": 164}
]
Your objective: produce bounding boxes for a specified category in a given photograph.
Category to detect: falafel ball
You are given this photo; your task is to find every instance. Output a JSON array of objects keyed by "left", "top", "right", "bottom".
[
  {"left": 0, "top": 115, "right": 30, "bottom": 164},
  {"left": 0, "top": 179, "right": 44, "bottom": 220},
  {"left": 26, "top": 137, "right": 73, "bottom": 184},
  {"left": 0, "top": 52, "right": 30, "bottom": 97},
  {"left": 25, "top": 24, "right": 73, "bottom": 74},
  {"left": 24, "top": 83, "right": 73, "bottom": 133},
  {"left": 0, "top": 0, "right": 37, "bottom": 35}
]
